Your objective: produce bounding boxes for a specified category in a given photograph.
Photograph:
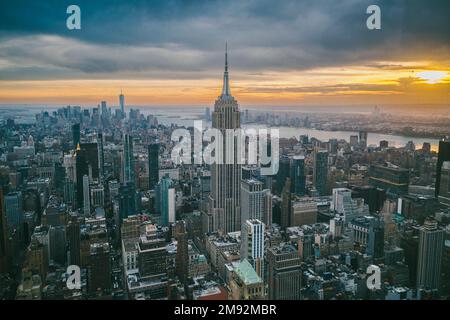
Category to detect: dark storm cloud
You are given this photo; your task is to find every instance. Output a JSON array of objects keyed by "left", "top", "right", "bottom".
[{"left": 0, "top": 0, "right": 448, "bottom": 79}]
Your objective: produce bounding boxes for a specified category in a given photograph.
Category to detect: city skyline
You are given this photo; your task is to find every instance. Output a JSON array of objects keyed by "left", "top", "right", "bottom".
[
  {"left": 0, "top": 1, "right": 449, "bottom": 106},
  {"left": 1, "top": 0, "right": 450, "bottom": 305}
]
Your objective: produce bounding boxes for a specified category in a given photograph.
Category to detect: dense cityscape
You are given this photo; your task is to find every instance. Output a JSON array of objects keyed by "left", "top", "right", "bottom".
[{"left": 0, "top": 50, "right": 449, "bottom": 301}]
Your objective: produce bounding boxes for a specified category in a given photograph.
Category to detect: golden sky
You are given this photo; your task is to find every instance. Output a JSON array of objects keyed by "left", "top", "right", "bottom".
[{"left": 0, "top": 62, "right": 448, "bottom": 106}]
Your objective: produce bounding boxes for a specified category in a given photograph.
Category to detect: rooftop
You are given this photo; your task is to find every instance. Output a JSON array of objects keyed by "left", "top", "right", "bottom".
[{"left": 235, "top": 259, "right": 262, "bottom": 285}]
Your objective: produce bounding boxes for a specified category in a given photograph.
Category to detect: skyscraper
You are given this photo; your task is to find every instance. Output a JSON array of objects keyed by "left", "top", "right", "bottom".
[
  {"left": 348, "top": 215, "right": 384, "bottom": 260},
  {"left": 63, "top": 177, "right": 75, "bottom": 208},
  {"left": 67, "top": 216, "right": 81, "bottom": 266},
  {"left": 280, "top": 178, "right": 291, "bottom": 229},
  {"left": 291, "top": 155, "right": 306, "bottom": 195},
  {"left": 313, "top": 149, "right": 328, "bottom": 196},
  {"left": 72, "top": 123, "right": 80, "bottom": 148},
  {"left": 48, "top": 225, "right": 66, "bottom": 265},
  {"left": 90, "top": 184, "right": 105, "bottom": 209},
  {"left": 209, "top": 44, "right": 241, "bottom": 234},
  {"left": 332, "top": 187, "right": 369, "bottom": 223},
  {"left": 123, "top": 134, "right": 135, "bottom": 186},
  {"left": 4, "top": 191, "right": 23, "bottom": 231},
  {"left": 240, "top": 179, "right": 266, "bottom": 222},
  {"left": 157, "top": 176, "right": 175, "bottom": 227},
  {"left": 0, "top": 190, "right": 9, "bottom": 273},
  {"left": 240, "top": 219, "right": 265, "bottom": 278},
  {"left": 276, "top": 155, "right": 290, "bottom": 195},
  {"left": 416, "top": 218, "right": 444, "bottom": 291},
  {"left": 175, "top": 220, "right": 188, "bottom": 283},
  {"left": 438, "top": 161, "right": 450, "bottom": 206},
  {"left": 118, "top": 183, "right": 136, "bottom": 224},
  {"left": 27, "top": 238, "right": 48, "bottom": 279},
  {"left": 54, "top": 162, "right": 65, "bottom": 194},
  {"left": 119, "top": 90, "right": 125, "bottom": 116},
  {"left": 267, "top": 243, "right": 302, "bottom": 300},
  {"left": 97, "top": 131, "right": 105, "bottom": 179},
  {"left": 100, "top": 100, "right": 107, "bottom": 115},
  {"left": 88, "top": 242, "right": 112, "bottom": 294},
  {"left": 148, "top": 142, "right": 160, "bottom": 190},
  {"left": 350, "top": 135, "right": 359, "bottom": 148},
  {"left": 83, "top": 175, "right": 90, "bottom": 215},
  {"left": 359, "top": 130, "right": 368, "bottom": 149},
  {"left": 75, "top": 143, "right": 99, "bottom": 209},
  {"left": 436, "top": 139, "right": 450, "bottom": 197}
]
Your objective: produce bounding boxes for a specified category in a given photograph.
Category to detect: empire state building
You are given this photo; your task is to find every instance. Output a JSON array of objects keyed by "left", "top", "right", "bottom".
[{"left": 209, "top": 44, "right": 242, "bottom": 234}]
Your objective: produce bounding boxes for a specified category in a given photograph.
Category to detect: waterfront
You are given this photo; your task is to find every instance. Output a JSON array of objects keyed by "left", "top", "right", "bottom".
[{"left": 0, "top": 104, "right": 440, "bottom": 151}]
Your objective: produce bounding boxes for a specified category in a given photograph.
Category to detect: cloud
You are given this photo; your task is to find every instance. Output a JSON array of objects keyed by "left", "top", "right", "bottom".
[
  {"left": 241, "top": 76, "right": 449, "bottom": 96},
  {"left": 242, "top": 83, "right": 402, "bottom": 95},
  {"left": 0, "top": 0, "right": 448, "bottom": 81}
]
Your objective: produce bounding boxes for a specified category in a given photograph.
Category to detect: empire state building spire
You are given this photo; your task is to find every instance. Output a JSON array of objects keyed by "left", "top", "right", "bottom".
[{"left": 221, "top": 42, "right": 231, "bottom": 97}]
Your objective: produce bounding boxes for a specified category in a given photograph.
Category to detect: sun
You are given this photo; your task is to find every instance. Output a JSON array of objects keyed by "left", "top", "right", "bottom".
[{"left": 416, "top": 71, "right": 448, "bottom": 84}]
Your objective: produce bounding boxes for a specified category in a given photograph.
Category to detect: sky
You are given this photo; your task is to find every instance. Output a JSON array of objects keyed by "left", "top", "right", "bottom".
[{"left": 0, "top": 0, "right": 449, "bottom": 108}]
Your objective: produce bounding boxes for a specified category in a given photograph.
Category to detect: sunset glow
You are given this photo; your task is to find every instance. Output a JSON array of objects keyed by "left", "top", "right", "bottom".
[{"left": 416, "top": 71, "right": 448, "bottom": 84}]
